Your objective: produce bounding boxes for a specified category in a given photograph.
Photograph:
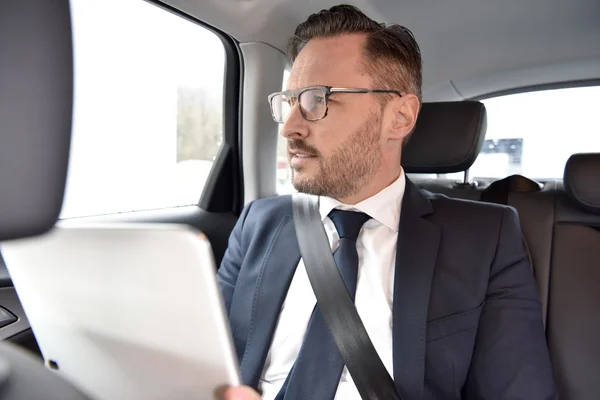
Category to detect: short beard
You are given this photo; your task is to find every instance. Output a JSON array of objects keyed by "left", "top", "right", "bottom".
[{"left": 290, "top": 110, "right": 383, "bottom": 199}]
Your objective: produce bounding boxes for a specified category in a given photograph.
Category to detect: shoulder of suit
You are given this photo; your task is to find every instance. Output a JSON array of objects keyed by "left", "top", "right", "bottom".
[
  {"left": 417, "top": 189, "right": 523, "bottom": 242},
  {"left": 244, "top": 194, "right": 293, "bottom": 220},
  {"left": 421, "top": 188, "right": 515, "bottom": 216}
]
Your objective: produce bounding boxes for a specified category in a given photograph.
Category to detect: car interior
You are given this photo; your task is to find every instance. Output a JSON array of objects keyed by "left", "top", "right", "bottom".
[{"left": 1, "top": 0, "right": 599, "bottom": 398}]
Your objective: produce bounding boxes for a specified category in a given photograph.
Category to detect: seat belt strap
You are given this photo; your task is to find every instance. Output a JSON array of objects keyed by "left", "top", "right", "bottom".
[{"left": 291, "top": 192, "right": 401, "bottom": 400}]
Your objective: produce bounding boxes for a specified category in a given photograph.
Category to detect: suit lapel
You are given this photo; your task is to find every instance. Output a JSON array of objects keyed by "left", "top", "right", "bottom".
[
  {"left": 239, "top": 214, "right": 301, "bottom": 389},
  {"left": 393, "top": 179, "right": 441, "bottom": 398}
]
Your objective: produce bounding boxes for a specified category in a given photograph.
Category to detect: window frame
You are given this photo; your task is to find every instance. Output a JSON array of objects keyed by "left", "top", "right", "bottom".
[
  {"left": 63, "top": 1, "right": 244, "bottom": 218},
  {"left": 472, "top": 79, "right": 600, "bottom": 102},
  {"left": 146, "top": 1, "right": 244, "bottom": 214}
]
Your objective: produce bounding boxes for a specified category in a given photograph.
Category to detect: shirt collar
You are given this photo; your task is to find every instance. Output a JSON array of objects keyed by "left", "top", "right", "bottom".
[{"left": 318, "top": 169, "right": 406, "bottom": 232}]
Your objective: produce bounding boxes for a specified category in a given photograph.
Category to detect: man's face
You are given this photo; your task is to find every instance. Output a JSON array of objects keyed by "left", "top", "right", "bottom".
[{"left": 281, "top": 34, "right": 385, "bottom": 199}]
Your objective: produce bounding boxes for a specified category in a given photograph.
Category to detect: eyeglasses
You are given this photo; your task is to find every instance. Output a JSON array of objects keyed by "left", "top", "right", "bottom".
[{"left": 267, "top": 85, "right": 402, "bottom": 123}]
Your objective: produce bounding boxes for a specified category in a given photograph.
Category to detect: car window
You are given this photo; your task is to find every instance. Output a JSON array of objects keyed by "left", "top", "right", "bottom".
[
  {"left": 61, "top": 0, "right": 225, "bottom": 218},
  {"left": 433, "top": 86, "right": 600, "bottom": 181}
]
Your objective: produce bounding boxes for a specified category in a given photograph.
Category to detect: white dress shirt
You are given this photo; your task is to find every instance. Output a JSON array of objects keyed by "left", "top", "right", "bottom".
[{"left": 259, "top": 170, "right": 406, "bottom": 399}]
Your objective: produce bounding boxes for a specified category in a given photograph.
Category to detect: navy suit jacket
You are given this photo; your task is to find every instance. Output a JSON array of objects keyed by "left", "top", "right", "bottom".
[{"left": 217, "top": 178, "right": 557, "bottom": 399}]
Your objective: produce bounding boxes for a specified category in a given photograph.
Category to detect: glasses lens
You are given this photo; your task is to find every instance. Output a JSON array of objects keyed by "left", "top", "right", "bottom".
[
  {"left": 269, "top": 93, "right": 291, "bottom": 123},
  {"left": 299, "top": 88, "right": 326, "bottom": 121}
]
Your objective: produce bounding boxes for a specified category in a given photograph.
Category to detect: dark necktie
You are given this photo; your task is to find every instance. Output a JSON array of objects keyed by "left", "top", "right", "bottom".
[{"left": 275, "top": 209, "right": 371, "bottom": 400}]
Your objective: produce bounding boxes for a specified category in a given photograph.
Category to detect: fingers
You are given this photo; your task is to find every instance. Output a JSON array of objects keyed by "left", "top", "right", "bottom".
[{"left": 215, "top": 385, "right": 261, "bottom": 400}]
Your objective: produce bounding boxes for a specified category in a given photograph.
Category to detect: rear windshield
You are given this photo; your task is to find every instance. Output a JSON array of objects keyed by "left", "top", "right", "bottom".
[{"left": 455, "top": 85, "right": 600, "bottom": 181}]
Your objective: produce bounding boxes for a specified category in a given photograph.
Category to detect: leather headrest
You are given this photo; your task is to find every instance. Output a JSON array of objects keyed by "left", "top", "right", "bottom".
[
  {"left": 564, "top": 153, "right": 600, "bottom": 214},
  {"left": 0, "top": 1, "right": 73, "bottom": 241},
  {"left": 402, "top": 101, "right": 487, "bottom": 174}
]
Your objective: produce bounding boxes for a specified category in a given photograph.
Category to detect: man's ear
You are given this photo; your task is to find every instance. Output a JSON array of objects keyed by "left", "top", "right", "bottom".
[{"left": 388, "top": 94, "right": 420, "bottom": 141}]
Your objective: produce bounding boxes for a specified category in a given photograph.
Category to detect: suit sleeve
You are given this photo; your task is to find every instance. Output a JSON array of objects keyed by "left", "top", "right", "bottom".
[
  {"left": 217, "top": 200, "right": 254, "bottom": 314},
  {"left": 464, "top": 207, "right": 558, "bottom": 399}
]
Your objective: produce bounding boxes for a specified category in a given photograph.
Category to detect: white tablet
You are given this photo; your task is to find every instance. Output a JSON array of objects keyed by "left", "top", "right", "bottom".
[{"left": 0, "top": 221, "right": 240, "bottom": 400}]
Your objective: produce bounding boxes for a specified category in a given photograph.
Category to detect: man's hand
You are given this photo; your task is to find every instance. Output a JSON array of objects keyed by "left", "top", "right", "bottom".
[{"left": 216, "top": 386, "right": 261, "bottom": 400}]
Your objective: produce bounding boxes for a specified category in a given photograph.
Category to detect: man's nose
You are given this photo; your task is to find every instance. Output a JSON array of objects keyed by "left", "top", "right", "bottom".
[{"left": 280, "top": 103, "right": 308, "bottom": 140}]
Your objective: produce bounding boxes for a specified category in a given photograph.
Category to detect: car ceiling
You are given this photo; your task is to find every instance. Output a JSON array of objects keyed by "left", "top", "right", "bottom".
[{"left": 163, "top": 0, "right": 600, "bottom": 101}]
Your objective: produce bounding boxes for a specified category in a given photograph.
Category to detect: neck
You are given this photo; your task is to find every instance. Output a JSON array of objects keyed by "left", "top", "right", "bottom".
[{"left": 337, "top": 166, "right": 402, "bottom": 205}]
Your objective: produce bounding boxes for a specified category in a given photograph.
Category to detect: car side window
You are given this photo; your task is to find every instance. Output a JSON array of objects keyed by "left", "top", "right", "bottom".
[{"left": 61, "top": 0, "right": 225, "bottom": 218}]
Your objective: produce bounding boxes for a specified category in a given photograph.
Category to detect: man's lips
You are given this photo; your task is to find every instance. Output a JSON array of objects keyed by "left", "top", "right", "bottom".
[
  {"left": 289, "top": 149, "right": 317, "bottom": 167},
  {"left": 289, "top": 149, "right": 317, "bottom": 158}
]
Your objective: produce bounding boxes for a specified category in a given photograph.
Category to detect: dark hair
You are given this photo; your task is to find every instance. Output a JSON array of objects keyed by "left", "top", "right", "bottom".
[{"left": 287, "top": 4, "right": 422, "bottom": 103}]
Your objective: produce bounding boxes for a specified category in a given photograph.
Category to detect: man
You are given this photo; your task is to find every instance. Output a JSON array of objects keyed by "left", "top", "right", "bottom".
[{"left": 218, "top": 4, "right": 557, "bottom": 399}]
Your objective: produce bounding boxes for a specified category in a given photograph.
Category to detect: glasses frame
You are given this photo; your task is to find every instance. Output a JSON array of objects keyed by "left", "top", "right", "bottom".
[{"left": 267, "top": 85, "right": 402, "bottom": 123}]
